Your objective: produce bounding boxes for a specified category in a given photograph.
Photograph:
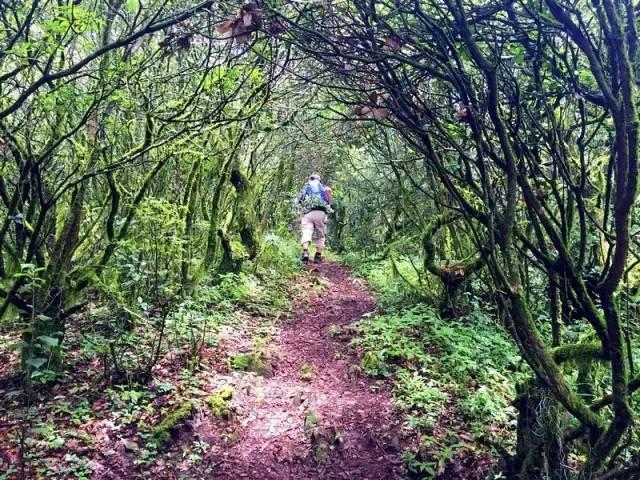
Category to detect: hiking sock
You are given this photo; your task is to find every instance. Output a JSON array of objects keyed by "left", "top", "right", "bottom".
[
  {"left": 301, "top": 250, "right": 310, "bottom": 263},
  {"left": 313, "top": 252, "right": 322, "bottom": 263}
]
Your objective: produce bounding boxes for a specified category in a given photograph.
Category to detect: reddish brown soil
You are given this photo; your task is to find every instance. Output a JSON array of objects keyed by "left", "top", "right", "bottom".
[{"left": 213, "top": 261, "right": 404, "bottom": 479}]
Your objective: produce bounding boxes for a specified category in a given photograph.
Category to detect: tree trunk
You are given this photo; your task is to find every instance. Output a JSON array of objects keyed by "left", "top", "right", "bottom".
[{"left": 514, "top": 380, "right": 570, "bottom": 480}]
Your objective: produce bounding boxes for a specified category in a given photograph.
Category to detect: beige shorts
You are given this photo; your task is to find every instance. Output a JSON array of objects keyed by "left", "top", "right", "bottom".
[{"left": 300, "top": 210, "right": 327, "bottom": 248}]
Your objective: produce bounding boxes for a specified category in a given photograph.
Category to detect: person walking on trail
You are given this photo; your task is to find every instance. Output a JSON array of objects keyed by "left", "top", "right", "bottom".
[{"left": 298, "top": 174, "right": 332, "bottom": 264}]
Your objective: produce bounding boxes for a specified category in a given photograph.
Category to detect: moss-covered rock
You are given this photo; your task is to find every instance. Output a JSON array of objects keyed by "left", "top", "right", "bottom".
[
  {"left": 299, "top": 362, "right": 316, "bottom": 382},
  {"left": 309, "top": 425, "right": 342, "bottom": 462},
  {"left": 150, "top": 400, "right": 195, "bottom": 445},
  {"left": 326, "top": 325, "right": 342, "bottom": 338},
  {"left": 207, "top": 386, "right": 234, "bottom": 418},
  {"left": 314, "top": 440, "right": 330, "bottom": 462},
  {"left": 347, "top": 364, "right": 362, "bottom": 380},
  {"left": 231, "top": 352, "right": 272, "bottom": 376},
  {"left": 304, "top": 409, "right": 319, "bottom": 432}
]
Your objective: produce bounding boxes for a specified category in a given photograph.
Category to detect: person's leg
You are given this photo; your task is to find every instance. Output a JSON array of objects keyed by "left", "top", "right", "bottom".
[
  {"left": 300, "top": 213, "right": 314, "bottom": 262},
  {"left": 312, "top": 211, "right": 327, "bottom": 262}
]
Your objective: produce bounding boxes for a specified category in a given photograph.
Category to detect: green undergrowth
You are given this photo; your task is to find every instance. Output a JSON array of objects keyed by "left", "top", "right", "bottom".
[
  {"left": 78, "top": 234, "right": 301, "bottom": 378},
  {"left": 345, "top": 254, "right": 525, "bottom": 479},
  {"left": 0, "top": 234, "right": 303, "bottom": 478},
  {"left": 341, "top": 252, "right": 432, "bottom": 309}
]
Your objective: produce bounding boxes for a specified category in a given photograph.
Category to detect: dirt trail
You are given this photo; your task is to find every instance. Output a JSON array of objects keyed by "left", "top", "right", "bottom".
[{"left": 214, "top": 261, "right": 403, "bottom": 479}]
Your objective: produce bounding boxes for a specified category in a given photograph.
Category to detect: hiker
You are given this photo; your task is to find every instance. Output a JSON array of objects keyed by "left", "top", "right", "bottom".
[{"left": 298, "top": 174, "right": 331, "bottom": 263}]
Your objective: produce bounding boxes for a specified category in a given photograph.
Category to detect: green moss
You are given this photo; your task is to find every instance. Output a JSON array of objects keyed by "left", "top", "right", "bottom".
[
  {"left": 552, "top": 342, "right": 606, "bottom": 364},
  {"left": 207, "top": 386, "right": 234, "bottom": 418},
  {"left": 151, "top": 400, "right": 195, "bottom": 445},
  {"left": 304, "top": 410, "right": 319, "bottom": 431},
  {"left": 218, "top": 385, "right": 234, "bottom": 400},
  {"left": 231, "top": 352, "right": 270, "bottom": 375},
  {"left": 299, "top": 362, "right": 315, "bottom": 381}
]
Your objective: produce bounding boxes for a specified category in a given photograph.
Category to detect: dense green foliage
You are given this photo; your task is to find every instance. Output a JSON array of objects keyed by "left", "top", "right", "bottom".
[
  {"left": 283, "top": 0, "right": 640, "bottom": 476},
  {"left": 345, "top": 255, "right": 524, "bottom": 477},
  {"left": 0, "top": 234, "right": 298, "bottom": 477},
  {"left": 2, "top": 0, "right": 640, "bottom": 478}
]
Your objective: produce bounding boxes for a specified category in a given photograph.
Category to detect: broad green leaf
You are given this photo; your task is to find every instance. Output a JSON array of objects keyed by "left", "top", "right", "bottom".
[
  {"left": 36, "top": 336, "right": 59, "bottom": 348},
  {"left": 25, "top": 357, "right": 47, "bottom": 369}
]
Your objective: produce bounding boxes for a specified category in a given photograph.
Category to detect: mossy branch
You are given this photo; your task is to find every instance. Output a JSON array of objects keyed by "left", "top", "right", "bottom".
[
  {"left": 422, "top": 213, "right": 484, "bottom": 282},
  {"left": 552, "top": 342, "right": 608, "bottom": 364}
]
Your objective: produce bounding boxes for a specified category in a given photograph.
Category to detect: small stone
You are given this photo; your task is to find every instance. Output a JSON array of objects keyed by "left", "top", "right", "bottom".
[
  {"left": 123, "top": 440, "right": 139, "bottom": 452},
  {"left": 291, "top": 391, "right": 302, "bottom": 405},
  {"left": 390, "top": 435, "right": 401, "bottom": 452}
]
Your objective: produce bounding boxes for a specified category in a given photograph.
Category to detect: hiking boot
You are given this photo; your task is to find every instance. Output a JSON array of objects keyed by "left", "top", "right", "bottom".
[
  {"left": 301, "top": 251, "right": 310, "bottom": 263},
  {"left": 313, "top": 252, "right": 323, "bottom": 263}
]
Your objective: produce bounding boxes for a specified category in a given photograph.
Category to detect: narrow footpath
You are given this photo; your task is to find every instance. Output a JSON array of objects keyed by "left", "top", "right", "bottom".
[{"left": 214, "top": 262, "right": 403, "bottom": 479}]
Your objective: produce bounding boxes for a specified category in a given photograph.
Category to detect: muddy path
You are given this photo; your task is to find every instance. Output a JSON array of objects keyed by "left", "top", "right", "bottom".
[{"left": 213, "top": 261, "right": 404, "bottom": 479}]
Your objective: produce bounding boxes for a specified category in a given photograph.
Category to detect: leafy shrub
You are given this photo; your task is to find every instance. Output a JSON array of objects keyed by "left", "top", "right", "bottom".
[
  {"left": 354, "top": 305, "right": 435, "bottom": 377},
  {"left": 459, "top": 386, "right": 512, "bottom": 426},
  {"left": 257, "top": 233, "right": 303, "bottom": 276},
  {"left": 342, "top": 254, "right": 431, "bottom": 308},
  {"left": 348, "top": 256, "right": 525, "bottom": 477}
]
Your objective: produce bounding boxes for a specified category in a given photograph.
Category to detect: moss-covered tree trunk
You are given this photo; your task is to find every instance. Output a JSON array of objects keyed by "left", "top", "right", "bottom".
[
  {"left": 514, "top": 380, "right": 569, "bottom": 480},
  {"left": 22, "top": 181, "right": 87, "bottom": 370},
  {"left": 180, "top": 158, "right": 202, "bottom": 287},
  {"left": 421, "top": 215, "right": 483, "bottom": 318},
  {"left": 230, "top": 167, "right": 259, "bottom": 260}
]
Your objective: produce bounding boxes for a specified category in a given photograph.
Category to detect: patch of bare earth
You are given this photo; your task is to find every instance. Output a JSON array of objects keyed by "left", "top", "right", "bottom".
[{"left": 212, "top": 262, "right": 404, "bottom": 479}]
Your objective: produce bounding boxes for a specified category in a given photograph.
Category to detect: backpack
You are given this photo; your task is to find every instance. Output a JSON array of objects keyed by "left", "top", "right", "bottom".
[{"left": 302, "top": 182, "right": 330, "bottom": 211}]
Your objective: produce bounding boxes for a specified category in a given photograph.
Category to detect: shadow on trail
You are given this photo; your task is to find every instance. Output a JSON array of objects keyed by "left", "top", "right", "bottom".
[{"left": 214, "top": 261, "right": 404, "bottom": 480}]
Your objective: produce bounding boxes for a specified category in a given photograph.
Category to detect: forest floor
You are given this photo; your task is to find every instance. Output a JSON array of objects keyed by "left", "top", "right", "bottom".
[
  {"left": 0, "top": 262, "right": 405, "bottom": 479},
  {"left": 211, "top": 261, "right": 404, "bottom": 479}
]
